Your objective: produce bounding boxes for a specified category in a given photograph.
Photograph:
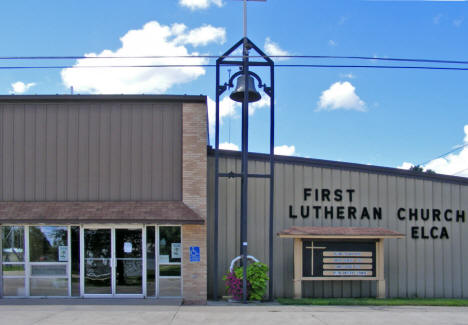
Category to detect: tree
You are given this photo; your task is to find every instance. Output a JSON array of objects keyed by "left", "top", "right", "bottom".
[{"left": 409, "top": 165, "right": 436, "bottom": 175}]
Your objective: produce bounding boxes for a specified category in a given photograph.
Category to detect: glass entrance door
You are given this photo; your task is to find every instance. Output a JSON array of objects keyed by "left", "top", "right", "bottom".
[
  {"left": 83, "top": 229, "right": 112, "bottom": 296},
  {"left": 81, "top": 227, "right": 144, "bottom": 297},
  {"left": 115, "top": 229, "right": 143, "bottom": 295}
]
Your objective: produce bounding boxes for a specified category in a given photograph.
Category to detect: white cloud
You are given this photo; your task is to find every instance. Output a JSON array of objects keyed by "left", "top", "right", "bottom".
[
  {"left": 207, "top": 92, "right": 270, "bottom": 136},
  {"left": 397, "top": 162, "right": 414, "bottom": 170},
  {"left": 249, "top": 93, "right": 270, "bottom": 115},
  {"left": 340, "top": 73, "right": 355, "bottom": 79},
  {"left": 179, "top": 0, "right": 223, "bottom": 10},
  {"left": 264, "top": 37, "right": 290, "bottom": 61},
  {"left": 398, "top": 125, "right": 468, "bottom": 178},
  {"left": 317, "top": 81, "right": 366, "bottom": 112},
  {"left": 61, "top": 21, "right": 225, "bottom": 94},
  {"left": 433, "top": 14, "right": 443, "bottom": 24},
  {"left": 207, "top": 96, "right": 239, "bottom": 135},
  {"left": 219, "top": 142, "right": 239, "bottom": 151},
  {"left": 453, "top": 18, "right": 463, "bottom": 27},
  {"left": 9, "top": 81, "right": 36, "bottom": 94},
  {"left": 328, "top": 40, "right": 337, "bottom": 47},
  {"left": 275, "top": 145, "right": 296, "bottom": 156},
  {"left": 424, "top": 127, "right": 468, "bottom": 177},
  {"left": 174, "top": 25, "right": 226, "bottom": 47}
]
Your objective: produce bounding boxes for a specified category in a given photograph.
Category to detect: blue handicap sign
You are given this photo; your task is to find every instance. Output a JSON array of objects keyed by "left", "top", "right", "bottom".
[{"left": 189, "top": 246, "right": 200, "bottom": 262}]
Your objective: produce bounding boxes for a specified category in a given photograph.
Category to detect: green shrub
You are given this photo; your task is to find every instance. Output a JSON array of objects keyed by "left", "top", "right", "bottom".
[{"left": 233, "top": 262, "right": 269, "bottom": 301}]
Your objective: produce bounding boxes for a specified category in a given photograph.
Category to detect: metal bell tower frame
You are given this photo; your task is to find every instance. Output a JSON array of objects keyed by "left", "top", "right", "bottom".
[{"left": 213, "top": 37, "right": 275, "bottom": 303}]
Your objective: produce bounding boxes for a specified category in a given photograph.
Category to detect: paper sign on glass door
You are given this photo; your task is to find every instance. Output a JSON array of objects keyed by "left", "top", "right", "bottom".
[
  {"left": 124, "top": 242, "right": 133, "bottom": 253},
  {"left": 171, "top": 243, "right": 181, "bottom": 259},
  {"left": 58, "top": 246, "right": 68, "bottom": 261}
]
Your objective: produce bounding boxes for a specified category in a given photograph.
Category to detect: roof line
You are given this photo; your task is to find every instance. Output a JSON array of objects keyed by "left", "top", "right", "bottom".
[
  {"left": 0, "top": 94, "right": 207, "bottom": 103},
  {"left": 208, "top": 147, "right": 468, "bottom": 186}
]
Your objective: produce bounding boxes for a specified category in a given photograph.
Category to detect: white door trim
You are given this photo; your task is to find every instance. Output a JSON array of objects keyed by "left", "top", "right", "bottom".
[{"left": 81, "top": 226, "right": 144, "bottom": 298}]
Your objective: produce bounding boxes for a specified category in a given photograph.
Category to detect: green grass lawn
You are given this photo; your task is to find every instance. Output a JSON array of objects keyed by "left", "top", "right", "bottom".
[{"left": 277, "top": 298, "right": 468, "bottom": 307}]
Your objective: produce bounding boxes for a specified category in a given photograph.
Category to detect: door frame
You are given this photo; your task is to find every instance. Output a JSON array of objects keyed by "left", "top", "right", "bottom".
[{"left": 80, "top": 225, "right": 146, "bottom": 298}]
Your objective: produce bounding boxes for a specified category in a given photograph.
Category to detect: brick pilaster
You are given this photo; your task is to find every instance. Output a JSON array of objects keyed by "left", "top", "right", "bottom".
[{"left": 182, "top": 102, "right": 207, "bottom": 304}]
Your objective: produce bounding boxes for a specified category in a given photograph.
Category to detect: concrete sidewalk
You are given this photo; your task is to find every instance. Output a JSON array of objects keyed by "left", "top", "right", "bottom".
[{"left": 1, "top": 300, "right": 467, "bottom": 325}]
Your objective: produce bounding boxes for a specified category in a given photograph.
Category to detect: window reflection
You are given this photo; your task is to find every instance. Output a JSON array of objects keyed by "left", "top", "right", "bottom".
[
  {"left": 29, "top": 226, "right": 68, "bottom": 262},
  {"left": 159, "top": 227, "right": 181, "bottom": 263},
  {"left": 2, "top": 226, "right": 24, "bottom": 262},
  {"left": 84, "top": 229, "right": 111, "bottom": 259}
]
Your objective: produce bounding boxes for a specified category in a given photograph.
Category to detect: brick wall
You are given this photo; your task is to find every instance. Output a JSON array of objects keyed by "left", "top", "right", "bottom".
[
  {"left": 182, "top": 224, "right": 207, "bottom": 304},
  {"left": 181, "top": 102, "right": 207, "bottom": 304}
]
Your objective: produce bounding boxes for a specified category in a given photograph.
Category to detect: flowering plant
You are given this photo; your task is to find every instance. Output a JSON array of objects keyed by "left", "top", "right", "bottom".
[
  {"left": 223, "top": 262, "right": 269, "bottom": 301},
  {"left": 223, "top": 271, "right": 249, "bottom": 301}
]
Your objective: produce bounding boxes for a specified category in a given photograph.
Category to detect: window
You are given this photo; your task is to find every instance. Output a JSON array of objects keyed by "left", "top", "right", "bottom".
[
  {"left": 1, "top": 226, "right": 70, "bottom": 297},
  {"left": 2, "top": 227, "right": 25, "bottom": 296},
  {"left": 28, "top": 226, "right": 69, "bottom": 296},
  {"left": 158, "top": 226, "right": 181, "bottom": 297}
]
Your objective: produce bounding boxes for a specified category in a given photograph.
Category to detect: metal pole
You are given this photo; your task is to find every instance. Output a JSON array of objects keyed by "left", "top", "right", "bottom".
[
  {"left": 268, "top": 65, "right": 275, "bottom": 301},
  {"left": 240, "top": 37, "right": 250, "bottom": 303},
  {"left": 243, "top": 0, "right": 247, "bottom": 39},
  {"left": 213, "top": 61, "right": 221, "bottom": 300}
]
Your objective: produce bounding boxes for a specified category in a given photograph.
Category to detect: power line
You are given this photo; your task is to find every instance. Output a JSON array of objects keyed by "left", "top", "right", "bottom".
[
  {"left": 1, "top": 55, "right": 468, "bottom": 65},
  {"left": 417, "top": 143, "right": 468, "bottom": 166},
  {"left": 452, "top": 167, "right": 468, "bottom": 176},
  {"left": 0, "top": 65, "right": 216, "bottom": 69},
  {"left": 278, "top": 64, "right": 468, "bottom": 71},
  {"left": 3, "top": 64, "right": 468, "bottom": 71}
]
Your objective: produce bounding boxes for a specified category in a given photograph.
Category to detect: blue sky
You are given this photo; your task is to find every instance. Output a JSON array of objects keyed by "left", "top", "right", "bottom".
[{"left": 1, "top": 0, "right": 467, "bottom": 177}]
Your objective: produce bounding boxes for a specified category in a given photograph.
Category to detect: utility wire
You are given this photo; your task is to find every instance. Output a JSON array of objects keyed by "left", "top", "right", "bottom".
[
  {"left": 3, "top": 64, "right": 468, "bottom": 71},
  {"left": 417, "top": 143, "right": 468, "bottom": 166},
  {"left": 1, "top": 55, "right": 468, "bottom": 65},
  {"left": 452, "top": 167, "right": 468, "bottom": 176}
]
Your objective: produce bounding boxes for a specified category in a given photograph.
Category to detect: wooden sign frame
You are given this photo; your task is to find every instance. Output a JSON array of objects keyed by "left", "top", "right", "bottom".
[{"left": 293, "top": 238, "right": 386, "bottom": 298}]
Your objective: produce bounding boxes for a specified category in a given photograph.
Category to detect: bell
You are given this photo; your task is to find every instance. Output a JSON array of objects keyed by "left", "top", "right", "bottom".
[{"left": 229, "top": 75, "right": 261, "bottom": 103}]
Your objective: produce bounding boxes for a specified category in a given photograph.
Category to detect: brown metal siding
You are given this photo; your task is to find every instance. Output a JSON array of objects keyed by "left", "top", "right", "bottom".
[
  {"left": 207, "top": 155, "right": 468, "bottom": 298},
  {"left": 0, "top": 101, "right": 182, "bottom": 201}
]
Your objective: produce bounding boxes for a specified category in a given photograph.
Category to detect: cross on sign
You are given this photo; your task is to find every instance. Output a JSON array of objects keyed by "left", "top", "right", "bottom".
[{"left": 304, "top": 244, "right": 327, "bottom": 276}]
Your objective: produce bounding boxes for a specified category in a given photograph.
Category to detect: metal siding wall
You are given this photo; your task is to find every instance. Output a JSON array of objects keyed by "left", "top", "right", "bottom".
[
  {"left": 462, "top": 186, "right": 468, "bottom": 297},
  {"left": 206, "top": 156, "right": 214, "bottom": 296},
  {"left": 207, "top": 156, "right": 468, "bottom": 298},
  {"left": 423, "top": 179, "right": 435, "bottom": 297},
  {"left": 88, "top": 104, "right": 100, "bottom": 199},
  {"left": 341, "top": 170, "right": 353, "bottom": 297},
  {"left": 24, "top": 106, "right": 35, "bottom": 200},
  {"left": 433, "top": 182, "right": 444, "bottom": 297},
  {"left": 451, "top": 184, "right": 462, "bottom": 298},
  {"left": 141, "top": 104, "right": 153, "bottom": 201},
  {"left": 396, "top": 176, "right": 408, "bottom": 296},
  {"left": 13, "top": 105, "right": 25, "bottom": 200},
  {"left": 385, "top": 176, "right": 396, "bottom": 296},
  {"left": 3, "top": 106, "right": 14, "bottom": 200},
  {"left": 406, "top": 178, "right": 417, "bottom": 297},
  {"left": 0, "top": 101, "right": 182, "bottom": 201},
  {"left": 442, "top": 183, "right": 452, "bottom": 297}
]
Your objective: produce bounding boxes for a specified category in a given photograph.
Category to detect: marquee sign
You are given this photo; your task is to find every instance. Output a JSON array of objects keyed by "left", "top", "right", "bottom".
[
  {"left": 302, "top": 240, "right": 376, "bottom": 278},
  {"left": 277, "top": 226, "right": 402, "bottom": 299}
]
